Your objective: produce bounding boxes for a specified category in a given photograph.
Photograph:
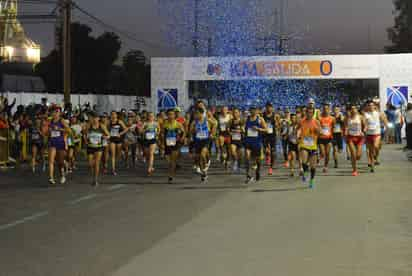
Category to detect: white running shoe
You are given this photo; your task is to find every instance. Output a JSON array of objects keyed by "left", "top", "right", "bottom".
[{"left": 60, "top": 176, "right": 66, "bottom": 184}]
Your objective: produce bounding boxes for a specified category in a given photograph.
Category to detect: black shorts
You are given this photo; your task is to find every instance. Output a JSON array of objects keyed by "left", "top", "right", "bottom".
[
  {"left": 142, "top": 139, "right": 157, "bottom": 148},
  {"left": 288, "top": 142, "right": 298, "bottom": 153},
  {"left": 165, "top": 145, "right": 179, "bottom": 155},
  {"left": 231, "top": 140, "right": 243, "bottom": 148},
  {"left": 300, "top": 148, "right": 318, "bottom": 157},
  {"left": 32, "top": 141, "right": 43, "bottom": 150},
  {"left": 194, "top": 139, "right": 210, "bottom": 154},
  {"left": 110, "top": 137, "right": 123, "bottom": 144},
  {"left": 332, "top": 133, "right": 343, "bottom": 150},
  {"left": 245, "top": 143, "right": 262, "bottom": 156},
  {"left": 263, "top": 136, "right": 276, "bottom": 148},
  {"left": 87, "top": 147, "right": 103, "bottom": 155},
  {"left": 318, "top": 138, "right": 333, "bottom": 145}
]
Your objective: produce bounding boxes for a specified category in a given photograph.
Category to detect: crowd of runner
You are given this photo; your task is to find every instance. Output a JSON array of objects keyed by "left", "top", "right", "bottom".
[{"left": 0, "top": 97, "right": 392, "bottom": 189}]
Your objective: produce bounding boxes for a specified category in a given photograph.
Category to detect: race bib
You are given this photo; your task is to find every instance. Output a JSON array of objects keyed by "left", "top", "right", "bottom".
[
  {"left": 321, "top": 126, "right": 331, "bottom": 136},
  {"left": 67, "top": 137, "right": 73, "bottom": 146},
  {"left": 247, "top": 128, "right": 258, "bottom": 137},
  {"left": 368, "top": 121, "right": 377, "bottom": 130},
  {"left": 387, "top": 122, "right": 394, "bottom": 128},
  {"left": 196, "top": 131, "right": 208, "bottom": 140},
  {"left": 267, "top": 124, "right": 273, "bottom": 134},
  {"left": 89, "top": 135, "right": 101, "bottom": 145},
  {"left": 166, "top": 137, "right": 177, "bottom": 146},
  {"left": 102, "top": 138, "right": 108, "bottom": 146},
  {"left": 51, "top": 130, "right": 60, "bottom": 138},
  {"left": 232, "top": 133, "right": 241, "bottom": 141},
  {"left": 289, "top": 136, "right": 297, "bottom": 144},
  {"left": 110, "top": 128, "right": 120, "bottom": 137},
  {"left": 220, "top": 124, "right": 226, "bottom": 131},
  {"left": 145, "top": 132, "right": 155, "bottom": 140},
  {"left": 303, "top": 136, "right": 314, "bottom": 147},
  {"left": 334, "top": 124, "right": 341, "bottom": 132},
  {"left": 32, "top": 133, "right": 40, "bottom": 140},
  {"left": 349, "top": 126, "right": 360, "bottom": 136}
]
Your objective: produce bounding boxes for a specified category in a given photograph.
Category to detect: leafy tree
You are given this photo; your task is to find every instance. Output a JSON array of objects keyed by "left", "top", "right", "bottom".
[{"left": 386, "top": 0, "right": 412, "bottom": 53}]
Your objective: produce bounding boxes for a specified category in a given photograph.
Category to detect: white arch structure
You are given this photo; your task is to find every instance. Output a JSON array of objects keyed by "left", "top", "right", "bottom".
[{"left": 151, "top": 54, "right": 412, "bottom": 112}]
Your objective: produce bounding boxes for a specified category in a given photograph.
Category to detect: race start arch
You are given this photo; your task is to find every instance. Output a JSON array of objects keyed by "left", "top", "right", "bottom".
[{"left": 151, "top": 54, "right": 412, "bottom": 112}]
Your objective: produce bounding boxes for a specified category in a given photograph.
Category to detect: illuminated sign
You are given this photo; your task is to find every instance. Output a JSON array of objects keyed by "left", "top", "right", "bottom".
[{"left": 207, "top": 60, "right": 333, "bottom": 78}]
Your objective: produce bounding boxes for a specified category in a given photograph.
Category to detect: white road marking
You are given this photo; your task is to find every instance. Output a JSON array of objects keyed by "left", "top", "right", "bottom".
[
  {"left": 68, "top": 194, "right": 97, "bottom": 205},
  {"left": 107, "top": 184, "right": 126, "bottom": 191},
  {"left": 0, "top": 211, "right": 49, "bottom": 231}
]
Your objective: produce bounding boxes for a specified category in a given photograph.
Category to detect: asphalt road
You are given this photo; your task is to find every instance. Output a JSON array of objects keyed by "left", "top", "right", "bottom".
[{"left": 0, "top": 145, "right": 411, "bottom": 276}]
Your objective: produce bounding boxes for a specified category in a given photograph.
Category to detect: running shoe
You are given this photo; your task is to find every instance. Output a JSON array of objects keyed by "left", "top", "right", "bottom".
[
  {"left": 232, "top": 162, "right": 238, "bottom": 173},
  {"left": 49, "top": 178, "right": 56, "bottom": 185},
  {"left": 201, "top": 174, "right": 208, "bottom": 184},
  {"left": 168, "top": 177, "right": 173, "bottom": 184},
  {"left": 309, "top": 179, "right": 314, "bottom": 189},
  {"left": 323, "top": 167, "right": 328, "bottom": 173},
  {"left": 370, "top": 167, "right": 375, "bottom": 173},
  {"left": 375, "top": 161, "right": 380, "bottom": 166},
  {"left": 352, "top": 171, "right": 359, "bottom": 176},
  {"left": 268, "top": 167, "right": 273, "bottom": 175},
  {"left": 290, "top": 171, "right": 295, "bottom": 177},
  {"left": 196, "top": 167, "right": 202, "bottom": 174},
  {"left": 32, "top": 166, "right": 35, "bottom": 174},
  {"left": 256, "top": 170, "right": 261, "bottom": 182},
  {"left": 112, "top": 171, "right": 117, "bottom": 176},
  {"left": 301, "top": 172, "right": 307, "bottom": 184},
  {"left": 60, "top": 176, "right": 66, "bottom": 184},
  {"left": 246, "top": 176, "right": 255, "bottom": 184}
]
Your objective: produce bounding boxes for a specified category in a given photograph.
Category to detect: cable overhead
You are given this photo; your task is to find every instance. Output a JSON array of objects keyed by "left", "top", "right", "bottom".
[{"left": 72, "top": 2, "right": 167, "bottom": 50}]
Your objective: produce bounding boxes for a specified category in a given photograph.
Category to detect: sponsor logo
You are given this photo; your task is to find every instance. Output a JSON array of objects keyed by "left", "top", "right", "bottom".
[
  {"left": 158, "top": 89, "right": 178, "bottom": 110},
  {"left": 387, "top": 86, "right": 408, "bottom": 107}
]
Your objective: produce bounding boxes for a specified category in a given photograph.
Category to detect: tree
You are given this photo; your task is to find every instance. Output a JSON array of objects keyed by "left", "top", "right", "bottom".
[
  {"left": 35, "top": 22, "right": 121, "bottom": 93},
  {"left": 386, "top": 0, "right": 412, "bottom": 53},
  {"left": 122, "top": 50, "right": 150, "bottom": 96}
]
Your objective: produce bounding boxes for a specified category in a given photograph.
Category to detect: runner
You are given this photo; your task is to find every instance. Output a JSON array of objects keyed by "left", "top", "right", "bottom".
[
  {"left": 30, "top": 116, "right": 44, "bottom": 173},
  {"left": 345, "top": 104, "right": 365, "bottom": 176},
  {"left": 109, "top": 111, "right": 128, "bottom": 175},
  {"left": 84, "top": 112, "right": 110, "bottom": 186},
  {"left": 364, "top": 101, "right": 387, "bottom": 172},
  {"left": 263, "top": 103, "right": 276, "bottom": 175},
  {"left": 217, "top": 106, "right": 231, "bottom": 168},
  {"left": 161, "top": 109, "right": 185, "bottom": 184},
  {"left": 48, "top": 108, "right": 71, "bottom": 185},
  {"left": 190, "top": 108, "right": 216, "bottom": 183},
  {"left": 67, "top": 115, "right": 82, "bottom": 173},
  {"left": 100, "top": 113, "right": 110, "bottom": 174},
  {"left": 123, "top": 111, "right": 138, "bottom": 168},
  {"left": 298, "top": 106, "right": 320, "bottom": 189},
  {"left": 287, "top": 113, "right": 299, "bottom": 176},
  {"left": 332, "top": 105, "right": 345, "bottom": 168},
  {"left": 318, "top": 103, "right": 335, "bottom": 173},
  {"left": 280, "top": 109, "right": 291, "bottom": 168},
  {"left": 244, "top": 106, "right": 267, "bottom": 184},
  {"left": 141, "top": 112, "right": 159, "bottom": 176},
  {"left": 229, "top": 107, "right": 244, "bottom": 173}
]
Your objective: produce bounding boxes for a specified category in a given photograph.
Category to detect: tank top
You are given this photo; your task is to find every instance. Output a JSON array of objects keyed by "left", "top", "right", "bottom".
[
  {"left": 88, "top": 126, "right": 104, "bottom": 148},
  {"left": 109, "top": 121, "right": 123, "bottom": 138},
  {"left": 164, "top": 121, "right": 181, "bottom": 147},
  {"left": 143, "top": 122, "right": 158, "bottom": 141},
  {"left": 49, "top": 120, "right": 64, "bottom": 141},
  {"left": 299, "top": 119, "right": 318, "bottom": 150},
  {"left": 218, "top": 114, "right": 231, "bottom": 133},
  {"left": 364, "top": 111, "right": 380, "bottom": 135},
  {"left": 230, "top": 119, "right": 243, "bottom": 141},
  {"left": 347, "top": 115, "right": 362, "bottom": 137},
  {"left": 194, "top": 119, "right": 210, "bottom": 141},
  {"left": 288, "top": 124, "right": 298, "bottom": 144},
  {"left": 264, "top": 113, "right": 276, "bottom": 136},
  {"left": 244, "top": 116, "right": 262, "bottom": 145},
  {"left": 31, "top": 127, "right": 42, "bottom": 142},
  {"left": 319, "top": 116, "right": 333, "bottom": 139},
  {"left": 334, "top": 114, "right": 344, "bottom": 134}
]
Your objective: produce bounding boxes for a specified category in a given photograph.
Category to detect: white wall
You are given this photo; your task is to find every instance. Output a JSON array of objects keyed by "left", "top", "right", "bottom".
[{"left": 1, "top": 92, "right": 153, "bottom": 113}]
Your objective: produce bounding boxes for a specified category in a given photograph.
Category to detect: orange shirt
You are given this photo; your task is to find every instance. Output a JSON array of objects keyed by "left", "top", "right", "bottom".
[
  {"left": 299, "top": 118, "right": 319, "bottom": 150},
  {"left": 319, "top": 115, "right": 333, "bottom": 139}
]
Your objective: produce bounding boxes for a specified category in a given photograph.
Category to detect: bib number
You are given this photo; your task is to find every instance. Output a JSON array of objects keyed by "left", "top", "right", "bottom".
[
  {"left": 247, "top": 128, "right": 258, "bottom": 137},
  {"left": 334, "top": 124, "right": 341, "bottom": 133},
  {"left": 145, "top": 132, "right": 155, "bottom": 140},
  {"left": 303, "top": 136, "right": 314, "bottom": 147},
  {"left": 232, "top": 133, "right": 241, "bottom": 141},
  {"left": 32, "top": 133, "right": 40, "bottom": 140},
  {"left": 110, "top": 129, "right": 120, "bottom": 137},
  {"left": 321, "top": 126, "right": 330, "bottom": 136},
  {"left": 219, "top": 124, "right": 226, "bottom": 131},
  {"left": 196, "top": 131, "right": 208, "bottom": 140},
  {"left": 267, "top": 124, "right": 273, "bottom": 134},
  {"left": 166, "top": 137, "right": 177, "bottom": 146},
  {"left": 51, "top": 130, "right": 60, "bottom": 138}
]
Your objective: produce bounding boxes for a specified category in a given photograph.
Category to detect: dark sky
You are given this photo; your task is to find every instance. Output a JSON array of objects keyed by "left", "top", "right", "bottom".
[{"left": 21, "top": 0, "right": 394, "bottom": 58}]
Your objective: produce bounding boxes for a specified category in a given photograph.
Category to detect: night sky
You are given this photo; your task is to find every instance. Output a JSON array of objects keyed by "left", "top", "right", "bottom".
[{"left": 21, "top": 0, "right": 394, "bottom": 58}]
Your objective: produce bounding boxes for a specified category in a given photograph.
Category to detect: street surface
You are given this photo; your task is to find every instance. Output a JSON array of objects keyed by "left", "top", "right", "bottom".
[{"left": 0, "top": 145, "right": 411, "bottom": 276}]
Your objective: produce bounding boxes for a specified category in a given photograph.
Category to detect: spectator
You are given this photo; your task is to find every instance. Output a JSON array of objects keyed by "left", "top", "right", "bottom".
[{"left": 405, "top": 103, "right": 412, "bottom": 150}]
